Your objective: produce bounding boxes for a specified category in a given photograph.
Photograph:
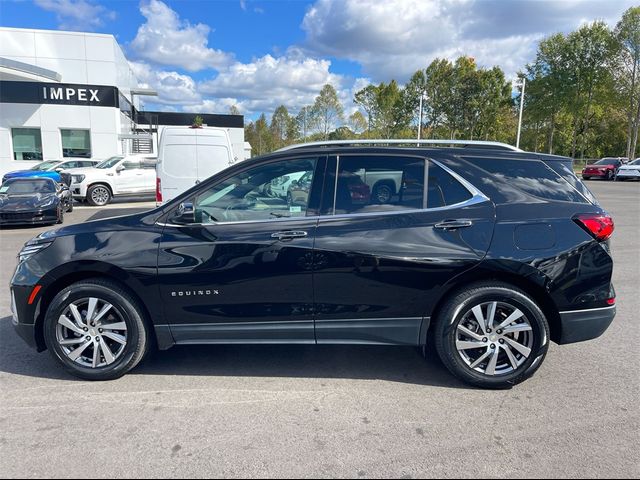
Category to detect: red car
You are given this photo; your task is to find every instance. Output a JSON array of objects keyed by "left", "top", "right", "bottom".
[{"left": 582, "top": 158, "right": 625, "bottom": 180}]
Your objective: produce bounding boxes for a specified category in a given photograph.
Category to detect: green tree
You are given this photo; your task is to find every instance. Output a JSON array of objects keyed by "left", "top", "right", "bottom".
[
  {"left": 270, "top": 105, "right": 291, "bottom": 149},
  {"left": 348, "top": 111, "right": 367, "bottom": 134},
  {"left": 616, "top": 6, "right": 640, "bottom": 157},
  {"left": 311, "top": 84, "right": 344, "bottom": 139},
  {"left": 354, "top": 85, "right": 378, "bottom": 133},
  {"left": 228, "top": 105, "right": 241, "bottom": 116}
]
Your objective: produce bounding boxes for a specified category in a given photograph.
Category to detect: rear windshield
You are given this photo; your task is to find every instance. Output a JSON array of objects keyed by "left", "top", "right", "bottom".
[
  {"left": 595, "top": 158, "right": 620, "bottom": 165},
  {"left": 472, "top": 158, "right": 590, "bottom": 204}
]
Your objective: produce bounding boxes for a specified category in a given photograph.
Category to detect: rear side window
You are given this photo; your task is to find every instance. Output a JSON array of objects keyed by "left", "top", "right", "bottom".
[
  {"left": 473, "top": 158, "right": 588, "bottom": 203},
  {"left": 327, "top": 156, "right": 425, "bottom": 214},
  {"left": 546, "top": 161, "right": 597, "bottom": 205}
]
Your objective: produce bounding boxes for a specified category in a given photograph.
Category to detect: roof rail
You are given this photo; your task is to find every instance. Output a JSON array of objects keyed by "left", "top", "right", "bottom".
[{"left": 276, "top": 139, "right": 523, "bottom": 153}]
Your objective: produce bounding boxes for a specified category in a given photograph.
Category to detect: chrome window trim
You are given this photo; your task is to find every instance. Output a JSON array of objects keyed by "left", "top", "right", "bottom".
[{"left": 559, "top": 305, "right": 616, "bottom": 314}]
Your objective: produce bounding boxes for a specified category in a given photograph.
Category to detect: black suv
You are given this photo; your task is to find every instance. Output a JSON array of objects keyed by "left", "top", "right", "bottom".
[{"left": 10, "top": 141, "right": 616, "bottom": 388}]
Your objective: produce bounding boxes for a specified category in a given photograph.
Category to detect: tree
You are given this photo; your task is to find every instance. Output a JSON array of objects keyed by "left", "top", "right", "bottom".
[
  {"left": 348, "top": 111, "right": 367, "bottom": 134},
  {"left": 295, "top": 106, "right": 313, "bottom": 141},
  {"left": 270, "top": 105, "right": 290, "bottom": 149},
  {"left": 228, "top": 105, "right": 241, "bottom": 116},
  {"left": 354, "top": 85, "right": 378, "bottom": 133},
  {"left": 616, "top": 7, "right": 640, "bottom": 157},
  {"left": 311, "top": 84, "right": 344, "bottom": 139}
]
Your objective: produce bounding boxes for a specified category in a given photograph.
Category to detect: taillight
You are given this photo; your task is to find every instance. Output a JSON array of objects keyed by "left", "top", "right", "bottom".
[
  {"left": 156, "top": 177, "right": 162, "bottom": 203},
  {"left": 574, "top": 214, "right": 614, "bottom": 241}
]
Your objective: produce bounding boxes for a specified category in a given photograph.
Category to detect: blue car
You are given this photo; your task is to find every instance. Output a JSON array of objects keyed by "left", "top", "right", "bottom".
[{"left": 2, "top": 159, "right": 98, "bottom": 184}]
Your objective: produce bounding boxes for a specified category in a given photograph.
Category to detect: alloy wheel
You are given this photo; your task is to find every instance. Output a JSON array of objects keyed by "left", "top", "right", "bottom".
[
  {"left": 374, "top": 185, "right": 393, "bottom": 204},
  {"left": 56, "top": 297, "right": 128, "bottom": 368},
  {"left": 455, "top": 301, "right": 533, "bottom": 376},
  {"left": 91, "top": 187, "right": 110, "bottom": 206}
]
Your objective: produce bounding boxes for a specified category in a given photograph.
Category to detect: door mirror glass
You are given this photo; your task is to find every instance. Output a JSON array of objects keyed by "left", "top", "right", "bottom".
[{"left": 116, "top": 164, "right": 125, "bottom": 173}]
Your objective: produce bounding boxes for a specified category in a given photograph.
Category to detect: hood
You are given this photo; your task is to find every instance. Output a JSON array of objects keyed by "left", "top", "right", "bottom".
[
  {"left": 3, "top": 170, "right": 58, "bottom": 178},
  {"left": 0, "top": 193, "right": 59, "bottom": 211}
]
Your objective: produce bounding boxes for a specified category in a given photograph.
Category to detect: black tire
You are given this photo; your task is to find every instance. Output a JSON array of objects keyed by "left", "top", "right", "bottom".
[
  {"left": 372, "top": 183, "right": 394, "bottom": 204},
  {"left": 56, "top": 206, "right": 64, "bottom": 224},
  {"left": 606, "top": 170, "right": 614, "bottom": 181},
  {"left": 87, "top": 184, "right": 112, "bottom": 206},
  {"left": 433, "top": 282, "right": 550, "bottom": 389},
  {"left": 582, "top": 176, "right": 590, "bottom": 180},
  {"left": 43, "top": 279, "right": 150, "bottom": 381},
  {"left": 66, "top": 198, "right": 74, "bottom": 212}
]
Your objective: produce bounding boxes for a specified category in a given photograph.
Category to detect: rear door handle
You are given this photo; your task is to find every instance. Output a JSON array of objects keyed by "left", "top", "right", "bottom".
[
  {"left": 434, "top": 220, "right": 473, "bottom": 230},
  {"left": 271, "top": 231, "right": 308, "bottom": 240}
]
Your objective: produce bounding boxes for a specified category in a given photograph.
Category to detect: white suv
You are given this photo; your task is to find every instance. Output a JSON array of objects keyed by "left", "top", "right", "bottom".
[{"left": 66, "top": 155, "right": 157, "bottom": 206}]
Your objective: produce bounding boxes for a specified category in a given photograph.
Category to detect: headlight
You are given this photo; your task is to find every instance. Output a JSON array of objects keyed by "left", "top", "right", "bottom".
[
  {"left": 18, "top": 241, "right": 53, "bottom": 263},
  {"left": 71, "top": 174, "right": 85, "bottom": 183}
]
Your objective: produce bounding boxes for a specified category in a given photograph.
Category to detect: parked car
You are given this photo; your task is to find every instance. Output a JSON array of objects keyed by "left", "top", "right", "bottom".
[
  {"left": 2, "top": 159, "right": 98, "bottom": 185},
  {"left": 65, "top": 154, "right": 157, "bottom": 206},
  {"left": 268, "top": 171, "right": 305, "bottom": 199},
  {"left": 10, "top": 140, "right": 616, "bottom": 389},
  {"left": 156, "top": 126, "right": 234, "bottom": 204},
  {"left": 582, "top": 157, "right": 624, "bottom": 180},
  {"left": 0, "top": 177, "right": 72, "bottom": 226},
  {"left": 615, "top": 158, "right": 640, "bottom": 181}
]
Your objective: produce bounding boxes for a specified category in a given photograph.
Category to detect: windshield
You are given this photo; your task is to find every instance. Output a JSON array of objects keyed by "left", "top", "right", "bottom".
[
  {"left": 629, "top": 159, "right": 640, "bottom": 165},
  {"left": 96, "top": 156, "right": 124, "bottom": 169},
  {"left": 30, "top": 161, "right": 60, "bottom": 171},
  {"left": 0, "top": 179, "right": 55, "bottom": 194}
]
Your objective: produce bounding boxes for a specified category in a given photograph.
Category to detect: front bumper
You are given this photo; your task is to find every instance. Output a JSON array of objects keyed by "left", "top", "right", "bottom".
[
  {"left": 70, "top": 183, "right": 88, "bottom": 199},
  {"left": 616, "top": 170, "right": 640, "bottom": 178},
  {"left": 582, "top": 170, "right": 607, "bottom": 178},
  {"left": 557, "top": 305, "right": 616, "bottom": 344}
]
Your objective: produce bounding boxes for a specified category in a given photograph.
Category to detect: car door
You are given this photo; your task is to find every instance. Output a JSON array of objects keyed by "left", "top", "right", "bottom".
[
  {"left": 312, "top": 154, "right": 496, "bottom": 345},
  {"left": 157, "top": 155, "right": 325, "bottom": 344}
]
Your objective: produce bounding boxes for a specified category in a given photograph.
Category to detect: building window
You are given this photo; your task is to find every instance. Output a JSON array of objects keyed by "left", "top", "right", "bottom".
[
  {"left": 11, "top": 128, "right": 43, "bottom": 160},
  {"left": 61, "top": 129, "right": 92, "bottom": 158}
]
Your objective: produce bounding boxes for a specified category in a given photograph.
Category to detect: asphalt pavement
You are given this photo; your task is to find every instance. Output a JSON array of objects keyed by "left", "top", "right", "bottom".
[{"left": 0, "top": 183, "right": 638, "bottom": 478}]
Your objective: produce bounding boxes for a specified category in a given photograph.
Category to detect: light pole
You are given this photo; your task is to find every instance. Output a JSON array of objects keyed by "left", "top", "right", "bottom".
[
  {"left": 417, "top": 90, "right": 426, "bottom": 140},
  {"left": 516, "top": 77, "right": 526, "bottom": 149}
]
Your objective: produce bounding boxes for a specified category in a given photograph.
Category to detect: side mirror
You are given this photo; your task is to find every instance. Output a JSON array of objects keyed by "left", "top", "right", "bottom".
[
  {"left": 173, "top": 202, "right": 195, "bottom": 224},
  {"left": 55, "top": 168, "right": 64, "bottom": 173},
  {"left": 116, "top": 165, "right": 125, "bottom": 173}
]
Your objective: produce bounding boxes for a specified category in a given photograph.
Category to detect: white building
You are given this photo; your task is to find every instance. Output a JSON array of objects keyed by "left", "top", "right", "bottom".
[{"left": 0, "top": 27, "right": 246, "bottom": 176}]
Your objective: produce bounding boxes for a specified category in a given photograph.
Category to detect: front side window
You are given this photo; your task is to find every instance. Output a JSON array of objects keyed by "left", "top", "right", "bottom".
[
  {"left": 61, "top": 129, "right": 91, "bottom": 158},
  {"left": 122, "top": 160, "right": 142, "bottom": 170},
  {"left": 12, "top": 128, "right": 43, "bottom": 161},
  {"left": 190, "top": 158, "right": 317, "bottom": 224}
]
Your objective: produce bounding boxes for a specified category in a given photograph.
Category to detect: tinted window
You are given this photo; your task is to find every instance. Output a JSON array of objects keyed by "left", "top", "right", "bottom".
[
  {"left": 474, "top": 158, "right": 588, "bottom": 203},
  {"left": 61, "top": 129, "right": 91, "bottom": 158},
  {"left": 595, "top": 158, "right": 620, "bottom": 166},
  {"left": 122, "top": 161, "right": 142, "bottom": 170},
  {"left": 427, "top": 162, "right": 473, "bottom": 208},
  {"left": 191, "top": 158, "right": 317, "bottom": 224},
  {"left": 546, "top": 161, "right": 596, "bottom": 205},
  {"left": 330, "top": 156, "right": 425, "bottom": 214},
  {"left": 12, "top": 128, "right": 43, "bottom": 160}
]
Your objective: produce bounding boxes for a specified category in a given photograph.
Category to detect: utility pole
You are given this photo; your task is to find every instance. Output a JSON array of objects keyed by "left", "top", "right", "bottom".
[{"left": 516, "top": 77, "right": 526, "bottom": 149}]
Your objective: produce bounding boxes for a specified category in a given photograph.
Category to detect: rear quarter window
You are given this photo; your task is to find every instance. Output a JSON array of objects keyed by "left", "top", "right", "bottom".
[{"left": 471, "top": 158, "right": 589, "bottom": 203}]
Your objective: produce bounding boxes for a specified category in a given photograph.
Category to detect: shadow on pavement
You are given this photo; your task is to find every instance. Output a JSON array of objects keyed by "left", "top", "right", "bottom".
[{"left": 0, "top": 316, "right": 466, "bottom": 389}]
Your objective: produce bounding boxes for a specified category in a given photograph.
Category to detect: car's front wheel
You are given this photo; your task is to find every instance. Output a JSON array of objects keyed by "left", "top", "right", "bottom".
[
  {"left": 43, "top": 279, "right": 150, "bottom": 380},
  {"left": 434, "top": 282, "right": 549, "bottom": 389},
  {"left": 87, "top": 184, "right": 112, "bottom": 206}
]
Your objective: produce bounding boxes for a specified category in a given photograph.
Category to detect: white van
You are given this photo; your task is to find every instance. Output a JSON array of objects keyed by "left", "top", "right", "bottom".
[{"left": 157, "top": 127, "right": 234, "bottom": 203}]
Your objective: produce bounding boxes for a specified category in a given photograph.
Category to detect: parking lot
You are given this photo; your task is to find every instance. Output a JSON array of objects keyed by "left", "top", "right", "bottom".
[{"left": 0, "top": 182, "right": 638, "bottom": 478}]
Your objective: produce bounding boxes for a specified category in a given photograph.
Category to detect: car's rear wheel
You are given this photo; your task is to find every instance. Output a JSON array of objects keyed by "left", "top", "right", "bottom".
[
  {"left": 66, "top": 198, "right": 74, "bottom": 212},
  {"left": 43, "top": 279, "right": 149, "bottom": 380},
  {"left": 606, "top": 170, "right": 614, "bottom": 181},
  {"left": 372, "top": 183, "right": 394, "bottom": 204},
  {"left": 434, "top": 282, "right": 549, "bottom": 389},
  {"left": 582, "top": 176, "right": 590, "bottom": 180},
  {"left": 87, "top": 184, "right": 112, "bottom": 206},
  {"left": 56, "top": 206, "right": 64, "bottom": 224}
]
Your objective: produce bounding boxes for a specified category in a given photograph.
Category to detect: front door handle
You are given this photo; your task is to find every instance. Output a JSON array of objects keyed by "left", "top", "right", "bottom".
[
  {"left": 434, "top": 220, "right": 473, "bottom": 230},
  {"left": 271, "top": 231, "right": 308, "bottom": 240}
]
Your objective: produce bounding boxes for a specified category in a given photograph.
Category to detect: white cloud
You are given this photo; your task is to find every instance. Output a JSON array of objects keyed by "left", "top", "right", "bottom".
[
  {"left": 34, "top": 0, "right": 116, "bottom": 31},
  {"left": 130, "top": 0, "right": 233, "bottom": 72},
  {"left": 302, "top": 0, "right": 637, "bottom": 81},
  {"left": 129, "top": 61, "right": 202, "bottom": 107},
  {"left": 199, "top": 54, "right": 347, "bottom": 115}
]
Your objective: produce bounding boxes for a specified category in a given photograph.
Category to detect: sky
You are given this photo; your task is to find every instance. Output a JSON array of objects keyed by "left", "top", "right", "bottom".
[{"left": 0, "top": 0, "right": 635, "bottom": 119}]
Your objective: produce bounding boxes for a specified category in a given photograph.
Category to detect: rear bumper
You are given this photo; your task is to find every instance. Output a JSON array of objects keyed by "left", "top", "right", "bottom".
[
  {"left": 557, "top": 305, "right": 616, "bottom": 344},
  {"left": 582, "top": 171, "right": 607, "bottom": 178}
]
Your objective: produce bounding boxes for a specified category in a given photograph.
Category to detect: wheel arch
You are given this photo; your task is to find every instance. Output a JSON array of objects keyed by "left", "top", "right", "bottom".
[
  {"left": 427, "top": 266, "right": 562, "bottom": 343},
  {"left": 87, "top": 181, "right": 114, "bottom": 197},
  {"left": 33, "top": 262, "right": 158, "bottom": 352},
  {"left": 371, "top": 179, "right": 397, "bottom": 195}
]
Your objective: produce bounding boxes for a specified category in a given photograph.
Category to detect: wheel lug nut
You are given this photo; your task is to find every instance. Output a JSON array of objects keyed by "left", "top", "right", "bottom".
[
  {"left": 487, "top": 329, "right": 492, "bottom": 333},
  {"left": 99, "top": 329, "right": 103, "bottom": 333},
  {"left": 482, "top": 337, "right": 488, "bottom": 343},
  {"left": 86, "top": 336, "right": 91, "bottom": 341},
  {"left": 497, "top": 330, "right": 503, "bottom": 335},
  {"left": 83, "top": 327, "right": 88, "bottom": 332},
  {"left": 490, "top": 344, "right": 496, "bottom": 349},
  {"left": 499, "top": 339, "right": 505, "bottom": 344}
]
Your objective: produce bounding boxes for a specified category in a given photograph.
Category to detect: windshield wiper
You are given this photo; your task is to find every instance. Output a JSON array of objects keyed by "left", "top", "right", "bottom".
[{"left": 270, "top": 212, "right": 291, "bottom": 218}]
